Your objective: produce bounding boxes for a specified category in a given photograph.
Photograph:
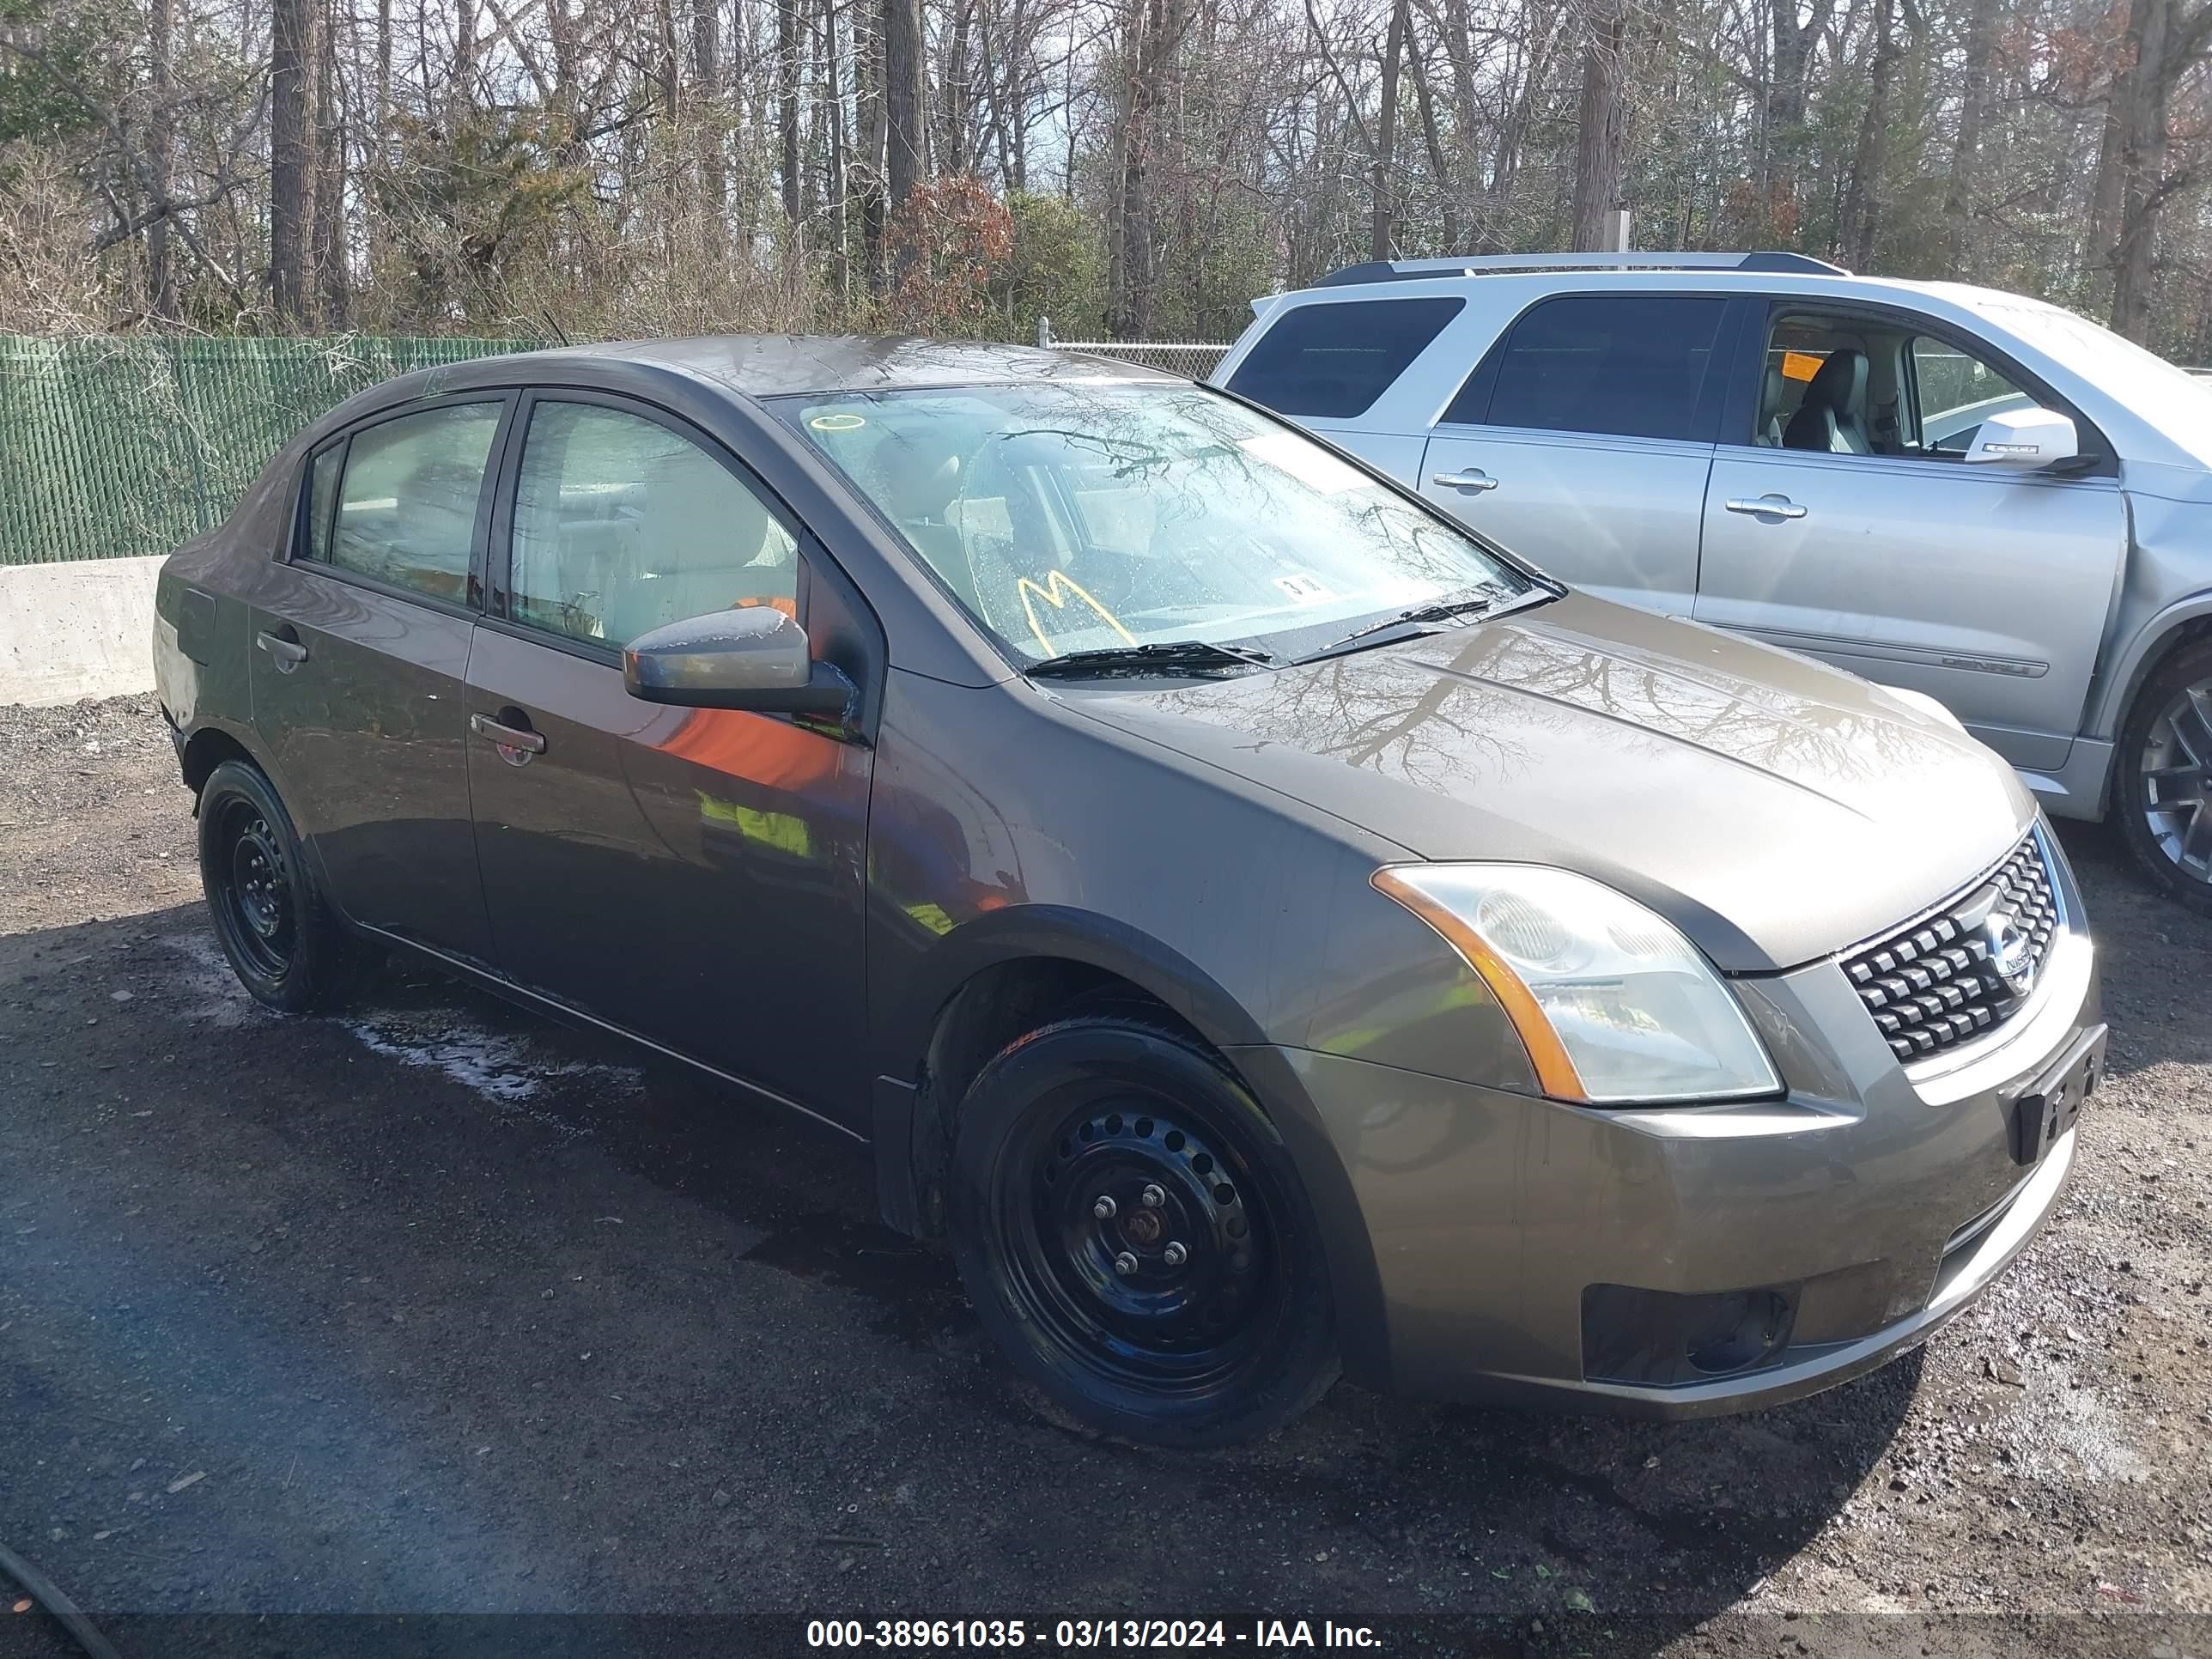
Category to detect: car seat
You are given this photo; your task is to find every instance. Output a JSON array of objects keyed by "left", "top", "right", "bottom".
[{"left": 1783, "top": 349, "right": 1872, "bottom": 454}]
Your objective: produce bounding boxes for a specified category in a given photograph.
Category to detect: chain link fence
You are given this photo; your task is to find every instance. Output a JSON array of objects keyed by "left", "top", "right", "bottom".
[
  {"left": 0, "top": 329, "right": 1236, "bottom": 568},
  {"left": 1034, "top": 320, "right": 1230, "bottom": 380},
  {"left": 0, "top": 335, "right": 521, "bottom": 565}
]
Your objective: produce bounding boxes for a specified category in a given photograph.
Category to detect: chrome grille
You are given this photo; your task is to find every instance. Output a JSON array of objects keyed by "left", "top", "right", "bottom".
[{"left": 1841, "top": 834, "right": 2062, "bottom": 1063}]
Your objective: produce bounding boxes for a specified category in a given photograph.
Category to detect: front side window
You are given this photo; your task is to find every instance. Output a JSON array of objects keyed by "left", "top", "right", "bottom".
[
  {"left": 1226, "top": 297, "right": 1462, "bottom": 418},
  {"left": 1470, "top": 295, "right": 1726, "bottom": 440},
  {"left": 780, "top": 381, "right": 1532, "bottom": 664},
  {"left": 507, "top": 401, "right": 801, "bottom": 649},
  {"left": 326, "top": 402, "right": 503, "bottom": 601},
  {"left": 1908, "top": 337, "right": 2031, "bottom": 456}
]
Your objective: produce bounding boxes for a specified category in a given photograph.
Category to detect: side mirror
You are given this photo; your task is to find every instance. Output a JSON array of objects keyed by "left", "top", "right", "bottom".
[
  {"left": 623, "top": 605, "right": 854, "bottom": 717},
  {"left": 1961, "top": 404, "right": 2081, "bottom": 470}
]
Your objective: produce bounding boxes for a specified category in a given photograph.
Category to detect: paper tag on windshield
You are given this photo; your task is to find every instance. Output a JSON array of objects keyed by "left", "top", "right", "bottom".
[
  {"left": 1237, "top": 430, "right": 1368, "bottom": 494},
  {"left": 1273, "top": 574, "right": 1333, "bottom": 604}
]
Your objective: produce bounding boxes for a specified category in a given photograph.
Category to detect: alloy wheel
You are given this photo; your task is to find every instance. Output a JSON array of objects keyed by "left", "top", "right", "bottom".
[{"left": 2139, "top": 678, "right": 2212, "bottom": 884}]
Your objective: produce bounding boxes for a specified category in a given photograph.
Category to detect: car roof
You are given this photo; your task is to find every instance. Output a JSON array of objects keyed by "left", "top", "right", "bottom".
[{"left": 501, "top": 335, "right": 1180, "bottom": 399}]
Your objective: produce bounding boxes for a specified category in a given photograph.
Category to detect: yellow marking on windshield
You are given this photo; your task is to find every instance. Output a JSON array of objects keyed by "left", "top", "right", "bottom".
[{"left": 1016, "top": 570, "right": 1136, "bottom": 656}]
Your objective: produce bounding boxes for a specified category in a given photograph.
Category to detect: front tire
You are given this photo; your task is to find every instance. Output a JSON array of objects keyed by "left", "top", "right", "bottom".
[
  {"left": 197, "top": 758, "right": 362, "bottom": 1012},
  {"left": 947, "top": 1015, "right": 1339, "bottom": 1446},
  {"left": 2115, "top": 637, "right": 2212, "bottom": 916}
]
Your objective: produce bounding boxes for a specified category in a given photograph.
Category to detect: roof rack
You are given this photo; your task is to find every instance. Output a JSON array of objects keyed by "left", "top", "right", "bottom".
[{"left": 1316, "top": 251, "right": 1850, "bottom": 287}]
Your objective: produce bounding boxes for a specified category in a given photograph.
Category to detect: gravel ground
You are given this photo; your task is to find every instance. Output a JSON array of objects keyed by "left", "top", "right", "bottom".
[{"left": 1, "top": 696, "right": 2207, "bottom": 1658}]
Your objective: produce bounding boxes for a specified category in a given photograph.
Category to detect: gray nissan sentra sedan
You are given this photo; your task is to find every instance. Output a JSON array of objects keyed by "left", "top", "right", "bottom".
[{"left": 152, "top": 337, "right": 2105, "bottom": 1445}]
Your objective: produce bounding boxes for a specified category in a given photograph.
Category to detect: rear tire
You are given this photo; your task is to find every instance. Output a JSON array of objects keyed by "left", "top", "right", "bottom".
[
  {"left": 197, "top": 759, "right": 362, "bottom": 1012},
  {"left": 946, "top": 1014, "right": 1339, "bottom": 1446},
  {"left": 2114, "top": 637, "right": 2212, "bottom": 917}
]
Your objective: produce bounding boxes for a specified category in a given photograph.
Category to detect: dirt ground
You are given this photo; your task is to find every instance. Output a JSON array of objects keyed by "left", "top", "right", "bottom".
[{"left": 1, "top": 695, "right": 2208, "bottom": 1659}]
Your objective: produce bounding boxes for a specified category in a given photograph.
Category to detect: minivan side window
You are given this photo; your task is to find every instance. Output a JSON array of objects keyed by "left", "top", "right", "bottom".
[
  {"left": 1227, "top": 297, "right": 1463, "bottom": 418},
  {"left": 1451, "top": 295, "right": 1727, "bottom": 440},
  {"left": 507, "top": 400, "right": 802, "bottom": 650},
  {"left": 323, "top": 402, "right": 504, "bottom": 602}
]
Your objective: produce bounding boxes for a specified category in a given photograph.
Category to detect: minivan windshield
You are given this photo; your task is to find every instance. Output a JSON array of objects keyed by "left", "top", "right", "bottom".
[{"left": 777, "top": 380, "right": 1535, "bottom": 665}]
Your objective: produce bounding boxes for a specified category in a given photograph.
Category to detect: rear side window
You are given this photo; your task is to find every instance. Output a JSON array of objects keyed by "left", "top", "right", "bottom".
[
  {"left": 1227, "top": 297, "right": 1462, "bottom": 417},
  {"left": 325, "top": 402, "right": 504, "bottom": 603},
  {"left": 1453, "top": 295, "right": 1727, "bottom": 441},
  {"left": 301, "top": 444, "right": 341, "bottom": 562}
]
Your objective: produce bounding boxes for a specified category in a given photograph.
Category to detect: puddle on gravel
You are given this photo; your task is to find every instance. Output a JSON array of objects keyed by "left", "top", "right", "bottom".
[{"left": 159, "top": 929, "right": 636, "bottom": 1128}]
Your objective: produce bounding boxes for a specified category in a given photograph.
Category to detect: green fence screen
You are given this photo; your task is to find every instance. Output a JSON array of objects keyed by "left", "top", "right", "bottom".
[{"left": 0, "top": 336, "right": 525, "bottom": 566}]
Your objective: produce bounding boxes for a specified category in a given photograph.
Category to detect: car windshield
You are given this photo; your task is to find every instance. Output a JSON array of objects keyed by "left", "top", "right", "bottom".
[
  {"left": 1970, "top": 294, "right": 2212, "bottom": 462},
  {"left": 776, "top": 380, "right": 1533, "bottom": 665}
]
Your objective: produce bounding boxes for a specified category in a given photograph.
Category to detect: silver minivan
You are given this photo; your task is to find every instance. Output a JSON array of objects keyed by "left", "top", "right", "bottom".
[{"left": 1212, "top": 252, "right": 2212, "bottom": 914}]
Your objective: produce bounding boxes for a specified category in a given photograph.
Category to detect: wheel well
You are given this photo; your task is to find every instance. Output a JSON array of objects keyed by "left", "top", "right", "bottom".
[
  {"left": 2107, "top": 617, "right": 2212, "bottom": 803},
  {"left": 180, "top": 728, "right": 256, "bottom": 798},
  {"left": 904, "top": 957, "right": 1210, "bottom": 1237}
]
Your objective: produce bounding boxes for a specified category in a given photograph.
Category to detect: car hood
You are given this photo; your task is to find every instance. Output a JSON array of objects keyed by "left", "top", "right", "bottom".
[{"left": 1055, "top": 592, "right": 2036, "bottom": 972}]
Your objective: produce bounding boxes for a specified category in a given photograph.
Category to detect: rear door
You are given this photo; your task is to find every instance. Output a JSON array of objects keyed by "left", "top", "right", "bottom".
[
  {"left": 247, "top": 395, "right": 511, "bottom": 963},
  {"left": 1693, "top": 303, "right": 2126, "bottom": 770},
  {"left": 462, "top": 392, "right": 879, "bottom": 1126},
  {"left": 1415, "top": 292, "right": 1732, "bottom": 616}
]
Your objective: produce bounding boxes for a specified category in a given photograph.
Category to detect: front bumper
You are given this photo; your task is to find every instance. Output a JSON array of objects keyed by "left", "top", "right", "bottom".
[{"left": 1260, "top": 835, "right": 2101, "bottom": 1418}]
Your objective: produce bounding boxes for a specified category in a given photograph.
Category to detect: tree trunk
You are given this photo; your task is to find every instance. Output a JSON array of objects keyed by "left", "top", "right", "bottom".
[
  {"left": 1568, "top": 0, "right": 1626, "bottom": 249},
  {"left": 1371, "top": 0, "right": 1407, "bottom": 259},
  {"left": 313, "top": 0, "right": 349, "bottom": 328},
  {"left": 148, "top": 0, "right": 177, "bottom": 320},
  {"left": 695, "top": 0, "right": 726, "bottom": 240},
  {"left": 2111, "top": 0, "right": 2174, "bottom": 340},
  {"left": 1838, "top": 0, "right": 1900, "bottom": 269},
  {"left": 883, "top": 0, "right": 925, "bottom": 270},
  {"left": 858, "top": 3, "right": 888, "bottom": 284},
  {"left": 779, "top": 0, "right": 802, "bottom": 222},
  {"left": 1942, "top": 0, "right": 1998, "bottom": 272},
  {"left": 270, "top": 0, "right": 311, "bottom": 322}
]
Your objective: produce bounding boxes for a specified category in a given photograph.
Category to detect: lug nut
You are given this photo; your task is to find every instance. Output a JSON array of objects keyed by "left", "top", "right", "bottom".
[
  {"left": 1113, "top": 1251, "right": 1139, "bottom": 1276},
  {"left": 1092, "top": 1194, "right": 1117, "bottom": 1219},
  {"left": 1163, "top": 1241, "right": 1188, "bottom": 1267},
  {"left": 1139, "top": 1183, "right": 1167, "bottom": 1208}
]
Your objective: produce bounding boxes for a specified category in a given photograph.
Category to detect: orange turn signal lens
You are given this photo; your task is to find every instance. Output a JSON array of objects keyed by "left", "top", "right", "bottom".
[{"left": 1371, "top": 866, "right": 1589, "bottom": 1101}]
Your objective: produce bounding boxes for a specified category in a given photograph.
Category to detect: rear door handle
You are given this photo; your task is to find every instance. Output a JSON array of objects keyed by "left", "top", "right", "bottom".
[
  {"left": 1431, "top": 470, "right": 1499, "bottom": 493},
  {"left": 1723, "top": 495, "right": 1809, "bottom": 520},
  {"left": 255, "top": 628, "right": 308, "bottom": 669},
  {"left": 471, "top": 711, "right": 547, "bottom": 758}
]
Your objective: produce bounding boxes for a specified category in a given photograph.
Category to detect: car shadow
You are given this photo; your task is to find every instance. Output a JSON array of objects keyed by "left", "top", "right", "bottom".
[
  {"left": 2052, "top": 817, "right": 2212, "bottom": 1078},
  {"left": 1, "top": 902, "right": 1907, "bottom": 1644}
]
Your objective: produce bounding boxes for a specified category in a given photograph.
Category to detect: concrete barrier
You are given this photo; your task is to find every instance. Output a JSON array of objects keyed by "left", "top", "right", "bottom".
[{"left": 0, "top": 556, "right": 165, "bottom": 706}]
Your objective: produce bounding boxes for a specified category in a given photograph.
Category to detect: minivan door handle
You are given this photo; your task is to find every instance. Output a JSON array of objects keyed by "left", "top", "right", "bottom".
[
  {"left": 471, "top": 711, "right": 548, "bottom": 761},
  {"left": 255, "top": 627, "right": 308, "bottom": 670},
  {"left": 1723, "top": 495, "right": 1809, "bottom": 520},
  {"left": 1431, "top": 470, "right": 1499, "bottom": 493}
]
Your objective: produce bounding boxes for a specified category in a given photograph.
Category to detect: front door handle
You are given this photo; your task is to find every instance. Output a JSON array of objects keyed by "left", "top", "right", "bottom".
[
  {"left": 255, "top": 628, "right": 308, "bottom": 670},
  {"left": 1723, "top": 494, "right": 1809, "bottom": 520},
  {"left": 1431, "top": 470, "right": 1499, "bottom": 493},
  {"left": 471, "top": 711, "right": 547, "bottom": 761}
]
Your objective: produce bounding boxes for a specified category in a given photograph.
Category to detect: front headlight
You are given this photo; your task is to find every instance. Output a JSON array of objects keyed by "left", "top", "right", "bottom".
[{"left": 1371, "top": 864, "right": 1782, "bottom": 1104}]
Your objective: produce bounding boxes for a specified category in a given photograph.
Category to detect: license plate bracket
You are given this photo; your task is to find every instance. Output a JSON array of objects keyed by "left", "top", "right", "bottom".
[{"left": 2007, "top": 1023, "right": 2106, "bottom": 1166}]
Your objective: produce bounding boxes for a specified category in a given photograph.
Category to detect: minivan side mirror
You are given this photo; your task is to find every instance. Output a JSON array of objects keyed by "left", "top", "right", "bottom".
[
  {"left": 1961, "top": 404, "right": 2081, "bottom": 470},
  {"left": 623, "top": 605, "right": 854, "bottom": 717}
]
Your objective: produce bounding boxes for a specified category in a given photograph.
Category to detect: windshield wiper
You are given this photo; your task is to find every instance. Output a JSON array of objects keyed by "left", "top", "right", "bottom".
[
  {"left": 1024, "top": 640, "right": 1275, "bottom": 679},
  {"left": 1294, "top": 586, "right": 1521, "bottom": 665}
]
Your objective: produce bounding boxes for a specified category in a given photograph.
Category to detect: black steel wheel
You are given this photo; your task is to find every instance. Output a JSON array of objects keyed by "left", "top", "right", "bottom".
[
  {"left": 197, "top": 758, "right": 362, "bottom": 1012},
  {"left": 2116, "top": 636, "right": 2212, "bottom": 917},
  {"left": 949, "top": 1014, "right": 1338, "bottom": 1445}
]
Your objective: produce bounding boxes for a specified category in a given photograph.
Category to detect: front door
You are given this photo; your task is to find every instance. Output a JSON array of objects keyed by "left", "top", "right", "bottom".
[
  {"left": 248, "top": 396, "right": 511, "bottom": 963},
  {"left": 462, "top": 393, "right": 876, "bottom": 1127},
  {"left": 1694, "top": 307, "right": 2126, "bottom": 771},
  {"left": 1416, "top": 291, "right": 1731, "bottom": 616}
]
